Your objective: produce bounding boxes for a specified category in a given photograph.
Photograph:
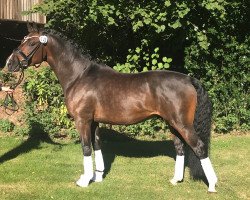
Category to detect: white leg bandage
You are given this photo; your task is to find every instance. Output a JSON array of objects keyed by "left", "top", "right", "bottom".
[
  {"left": 201, "top": 157, "right": 218, "bottom": 192},
  {"left": 76, "top": 156, "right": 94, "bottom": 187},
  {"left": 91, "top": 150, "right": 105, "bottom": 182},
  {"left": 94, "top": 150, "right": 105, "bottom": 171},
  {"left": 170, "top": 155, "right": 185, "bottom": 185}
]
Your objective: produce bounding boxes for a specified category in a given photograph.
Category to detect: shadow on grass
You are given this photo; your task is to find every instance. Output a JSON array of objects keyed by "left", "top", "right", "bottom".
[
  {"left": 0, "top": 121, "right": 61, "bottom": 164},
  {"left": 97, "top": 128, "right": 176, "bottom": 178},
  {"left": 97, "top": 128, "right": 208, "bottom": 186}
]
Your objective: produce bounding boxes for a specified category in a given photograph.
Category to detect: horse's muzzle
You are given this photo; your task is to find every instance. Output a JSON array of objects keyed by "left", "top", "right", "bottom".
[{"left": 6, "top": 55, "right": 21, "bottom": 72}]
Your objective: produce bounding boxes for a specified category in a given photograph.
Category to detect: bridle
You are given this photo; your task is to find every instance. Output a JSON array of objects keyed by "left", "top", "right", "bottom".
[
  {"left": 15, "top": 43, "right": 41, "bottom": 68},
  {"left": 14, "top": 35, "right": 48, "bottom": 69},
  {"left": 4, "top": 35, "right": 48, "bottom": 114}
]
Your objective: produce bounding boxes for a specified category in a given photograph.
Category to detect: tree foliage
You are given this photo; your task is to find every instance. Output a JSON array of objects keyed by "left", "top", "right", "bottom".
[{"left": 25, "top": 0, "right": 249, "bottom": 135}]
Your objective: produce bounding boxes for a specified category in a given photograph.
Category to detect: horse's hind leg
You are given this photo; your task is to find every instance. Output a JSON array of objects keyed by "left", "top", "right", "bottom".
[
  {"left": 91, "top": 122, "right": 105, "bottom": 182},
  {"left": 175, "top": 125, "right": 217, "bottom": 192},
  {"left": 170, "top": 127, "right": 185, "bottom": 185}
]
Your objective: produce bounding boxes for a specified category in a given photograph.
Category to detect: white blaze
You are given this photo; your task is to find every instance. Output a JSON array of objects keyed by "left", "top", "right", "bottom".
[{"left": 5, "top": 54, "right": 13, "bottom": 67}]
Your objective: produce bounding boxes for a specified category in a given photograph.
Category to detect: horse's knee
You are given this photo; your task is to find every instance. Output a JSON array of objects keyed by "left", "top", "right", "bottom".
[{"left": 81, "top": 143, "right": 92, "bottom": 156}]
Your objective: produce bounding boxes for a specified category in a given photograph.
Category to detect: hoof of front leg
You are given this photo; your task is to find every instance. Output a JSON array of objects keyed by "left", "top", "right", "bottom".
[
  {"left": 76, "top": 174, "right": 93, "bottom": 187},
  {"left": 208, "top": 189, "right": 217, "bottom": 193},
  {"left": 170, "top": 178, "right": 180, "bottom": 185}
]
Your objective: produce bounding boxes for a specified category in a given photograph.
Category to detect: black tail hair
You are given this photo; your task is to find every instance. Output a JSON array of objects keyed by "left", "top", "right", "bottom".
[{"left": 187, "top": 78, "right": 213, "bottom": 181}]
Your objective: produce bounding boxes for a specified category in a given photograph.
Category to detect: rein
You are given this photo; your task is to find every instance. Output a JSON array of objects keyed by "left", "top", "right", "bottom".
[
  {"left": 3, "top": 68, "right": 24, "bottom": 115},
  {"left": 0, "top": 34, "right": 23, "bottom": 42}
]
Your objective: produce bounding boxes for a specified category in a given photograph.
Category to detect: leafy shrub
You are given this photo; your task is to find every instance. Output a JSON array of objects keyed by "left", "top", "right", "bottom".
[
  {"left": 0, "top": 119, "right": 15, "bottom": 133},
  {"left": 0, "top": 71, "right": 16, "bottom": 84},
  {"left": 22, "top": 67, "right": 75, "bottom": 137},
  {"left": 114, "top": 46, "right": 172, "bottom": 73},
  {"left": 13, "top": 125, "right": 31, "bottom": 137},
  {"left": 184, "top": 2, "right": 249, "bottom": 133}
]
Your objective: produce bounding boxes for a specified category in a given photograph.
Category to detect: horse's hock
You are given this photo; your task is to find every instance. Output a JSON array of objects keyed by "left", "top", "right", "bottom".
[{"left": 0, "top": 0, "right": 46, "bottom": 68}]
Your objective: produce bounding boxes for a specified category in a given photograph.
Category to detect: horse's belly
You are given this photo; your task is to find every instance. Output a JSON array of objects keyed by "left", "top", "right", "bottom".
[
  {"left": 94, "top": 115, "right": 151, "bottom": 125},
  {"left": 94, "top": 108, "right": 157, "bottom": 125}
]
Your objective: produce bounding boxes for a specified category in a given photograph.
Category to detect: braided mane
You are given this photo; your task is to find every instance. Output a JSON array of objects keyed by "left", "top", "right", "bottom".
[{"left": 42, "top": 29, "right": 92, "bottom": 61}]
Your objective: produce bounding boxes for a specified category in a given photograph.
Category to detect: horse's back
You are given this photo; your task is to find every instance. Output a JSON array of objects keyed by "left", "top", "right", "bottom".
[{"left": 93, "top": 66, "right": 191, "bottom": 88}]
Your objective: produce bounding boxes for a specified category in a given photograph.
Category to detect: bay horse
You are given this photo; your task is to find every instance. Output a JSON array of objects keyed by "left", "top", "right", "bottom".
[{"left": 5, "top": 24, "right": 217, "bottom": 192}]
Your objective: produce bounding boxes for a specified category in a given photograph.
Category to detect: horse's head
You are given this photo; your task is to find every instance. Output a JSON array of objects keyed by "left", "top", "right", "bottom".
[{"left": 6, "top": 23, "right": 48, "bottom": 72}]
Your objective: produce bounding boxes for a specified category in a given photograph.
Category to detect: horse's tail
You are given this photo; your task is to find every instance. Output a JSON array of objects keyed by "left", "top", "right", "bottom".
[{"left": 187, "top": 78, "right": 213, "bottom": 180}]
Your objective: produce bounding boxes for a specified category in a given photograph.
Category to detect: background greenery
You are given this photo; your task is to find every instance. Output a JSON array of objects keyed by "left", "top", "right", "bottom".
[{"left": 14, "top": 0, "right": 249, "bottom": 137}]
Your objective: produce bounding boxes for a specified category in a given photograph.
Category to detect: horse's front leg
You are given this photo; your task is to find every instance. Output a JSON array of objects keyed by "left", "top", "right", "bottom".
[
  {"left": 91, "top": 122, "right": 105, "bottom": 182},
  {"left": 75, "top": 118, "right": 94, "bottom": 187}
]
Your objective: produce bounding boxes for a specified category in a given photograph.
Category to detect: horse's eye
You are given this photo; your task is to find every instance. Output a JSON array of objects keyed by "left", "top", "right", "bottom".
[{"left": 29, "top": 41, "right": 36, "bottom": 46}]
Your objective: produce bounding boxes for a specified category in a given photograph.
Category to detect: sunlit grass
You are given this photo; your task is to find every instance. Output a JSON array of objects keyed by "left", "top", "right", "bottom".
[{"left": 0, "top": 133, "right": 249, "bottom": 200}]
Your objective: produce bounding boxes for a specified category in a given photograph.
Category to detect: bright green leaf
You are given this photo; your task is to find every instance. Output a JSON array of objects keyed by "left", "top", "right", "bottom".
[
  {"left": 164, "top": 0, "right": 171, "bottom": 7},
  {"left": 152, "top": 59, "right": 157, "bottom": 65}
]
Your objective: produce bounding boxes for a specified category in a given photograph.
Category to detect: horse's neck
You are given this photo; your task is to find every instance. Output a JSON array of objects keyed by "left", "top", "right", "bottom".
[{"left": 46, "top": 43, "right": 90, "bottom": 94}]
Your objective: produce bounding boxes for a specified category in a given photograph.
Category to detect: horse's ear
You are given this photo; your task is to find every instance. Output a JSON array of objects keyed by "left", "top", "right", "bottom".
[
  {"left": 27, "top": 21, "right": 33, "bottom": 32},
  {"left": 33, "top": 22, "right": 39, "bottom": 32},
  {"left": 27, "top": 21, "right": 39, "bottom": 32}
]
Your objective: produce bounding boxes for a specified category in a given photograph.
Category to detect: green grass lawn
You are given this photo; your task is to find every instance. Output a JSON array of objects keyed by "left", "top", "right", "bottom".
[{"left": 0, "top": 131, "right": 249, "bottom": 200}]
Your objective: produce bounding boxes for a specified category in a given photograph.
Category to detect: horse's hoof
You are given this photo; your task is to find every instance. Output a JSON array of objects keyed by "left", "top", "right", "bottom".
[
  {"left": 208, "top": 188, "right": 217, "bottom": 193},
  {"left": 208, "top": 186, "right": 217, "bottom": 193},
  {"left": 170, "top": 178, "right": 178, "bottom": 185},
  {"left": 208, "top": 190, "right": 217, "bottom": 193},
  {"left": 76, "top": 174, "right": 92, "bottom": 187},
  {"left": 91, "top": 171, "right": 103, "bottom": 182},
  {"left": 207, "top": 183, "right": 217, "bottom": 193}
]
